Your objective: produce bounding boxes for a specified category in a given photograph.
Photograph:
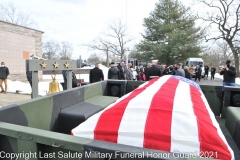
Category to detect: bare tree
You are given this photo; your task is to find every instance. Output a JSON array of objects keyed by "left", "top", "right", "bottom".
[
  {"left": 198, "top": 0, "right": 240, "bottom": 75},
  {"left": 82, "top": 19, "right": 134, "bottom": 66},
  {"left": 202, "top": 51, "right": 218, "bottom": 68},
  {"left": 59, "top": 41, "right": 74, "bottom": 60},
  {"left": 87, "top": 53, "right": 104, "bottom": 64},
  {"left": 203, "top": 41, "right": 234, "bottom": 69},
  {"left": 0, "top": 2, "right": 36, "bottom": 27},
  {"left": 42, "top": 40, "right": 60, "bottom": 60},
  {"left": 82, "top": 37, "right": 111, "bottom": 67},
  {"left": 106, "top": 19, "right": 134, "bottom": 60},
  {"left": 216, "top": 41, "right": 233, "bottom": 65}
]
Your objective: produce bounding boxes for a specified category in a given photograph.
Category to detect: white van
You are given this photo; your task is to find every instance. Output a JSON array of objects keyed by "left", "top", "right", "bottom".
[{"left": 185, "top": 58, "right": 205, "bottom": 78}]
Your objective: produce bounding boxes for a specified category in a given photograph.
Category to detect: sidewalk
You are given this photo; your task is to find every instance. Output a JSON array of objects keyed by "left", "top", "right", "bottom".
[{"left": 0, "top": 93, "right": 31, "bottom": 108}]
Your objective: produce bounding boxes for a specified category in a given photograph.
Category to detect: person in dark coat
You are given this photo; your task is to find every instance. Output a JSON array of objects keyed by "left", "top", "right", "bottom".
[
  {"left": 162, "top": 65, "right": 174, "bottom": 75},
  {"left": 184, "top": 66, "right": 191, "bottom": 80},
  {"left": 26, "top": 71, "right": 32, "bottom": 88},
  {"left": 220, "top": 60, "right": 236, "bottom": 90},
  {"left": 169, "top": 65, "right": 175, "bottom": 75},
  {"left": 172, "top": 64, "right": 178, "bottom": 75},
  {"left": 62, "top": 71, "right": 79, "bottom": 89},
  {"left": 108, "top": 62, "right": 120, "bottom": 79},
  {"left": 72, "top": 72, "right": 79, "bottom": 88},
  {"left": 117, "top": 61, "right": 125, "bottom": 80},
  {"left": 144, "top": 63, "right": 152, "bottom": 81},
  {"left": 147, "top": 60, "right": 161, "bottom": 80},
  {"left": 26, "top": 71, "right": 33, "bottom": 98},
  {"left": 204, "top": 65, "right": 209, "bottom": 79},
  {"left": 135, "top": 66, "right": 140, "bottom": 80},
  {"left": 195, "top": 65, "right": 202, "bottom": 82},
  {"left": 62, "top": 70, "right": 67, "bottom": 90},
  {"left": 162, "top": 66, "right": 170, "bottom": 75},
  {"left": 89, "top": 63, "right": 104, "bottom": 83},
  {"left": 0, "top": 62, "right": 10, "bottom": 93},
  {"left": 210, "top": 66, "right": 216, "bottom": 80}
]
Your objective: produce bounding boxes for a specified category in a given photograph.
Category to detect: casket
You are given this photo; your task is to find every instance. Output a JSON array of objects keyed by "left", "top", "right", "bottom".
[{"left": 71, "top": 75, "right": 234, "bottom": 160}]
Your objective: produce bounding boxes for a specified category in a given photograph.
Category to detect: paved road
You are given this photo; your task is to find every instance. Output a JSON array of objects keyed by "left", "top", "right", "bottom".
[
  {"left": 194, "top": 77, "right": 240, "bottom": 87},
  {"left": 195, "top": 77, "right": 223, "bottom": 86},
  {"left": 0, "top": 93, "right": 30, "bottom": 108}
]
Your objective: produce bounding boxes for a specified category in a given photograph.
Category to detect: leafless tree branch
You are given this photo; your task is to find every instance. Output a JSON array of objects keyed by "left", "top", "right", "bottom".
[
  {"left": 105, "top": 19, "right": 136, "bottom": 59},
  {"left": 0, "top": 2, "right": 36, "bottom": 27},
  {"left": 81, "top": 37, "right": 112, "bottom": 67},
  {"left": 199, "top": 0, "right": 240, "bottom": 75}
]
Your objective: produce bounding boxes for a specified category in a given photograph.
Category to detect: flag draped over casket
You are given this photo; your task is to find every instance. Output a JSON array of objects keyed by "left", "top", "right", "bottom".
[{"left": 71, "top": 75, "right": 234, "bottom": 160}]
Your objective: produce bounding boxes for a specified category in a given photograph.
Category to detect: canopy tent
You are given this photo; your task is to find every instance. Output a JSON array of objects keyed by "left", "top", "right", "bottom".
[{"left": 72, "top": 75, "right": 234, "bottom": 160}]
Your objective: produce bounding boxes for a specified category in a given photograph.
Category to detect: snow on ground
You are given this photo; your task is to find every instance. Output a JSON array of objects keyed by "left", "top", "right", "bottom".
[
  {"left": 7, "top": 80, "right": 63, "bottom": 96},
  {"left": 4, "top": 71, "right": 240, "bottom": 96},
  {"left": 214, "top": 73, "right": 223, "bottom": 79},
  {"left": 215, "top": 73, "right": 240, "bottom": 85},
  {"left": 5, "top": 64, "right": 110, "bottom": 96}
]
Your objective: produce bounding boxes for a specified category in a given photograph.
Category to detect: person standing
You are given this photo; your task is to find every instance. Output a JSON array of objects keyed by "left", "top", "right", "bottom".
[
  {"left": 125, "top": 63, "right": 133, "bottom": 80},
  {"left": 168, "top": 65, "right": 174, "bottom": 75},
  {"left": 62, "top": 71, "right": 80, "bottom": 89},
  {"left": 108, "top": 62, "right": 120, "bottom": 80},
  {"left": 89, "top": 63, "right": 104, "bottom": 83},
  {"left": 195, "top": 65, "right": 201, "bottom": 82},
  {"left": 147, "top": 60, "right": 161, "bottom": 80},
  {"left": 210, "top": 66, "right": 216, "bottom": 80},
  {"left": 117, "top": 61, "right": 125, "bottom": 80},
  {"left": 72, "top": 72, "right": 80, "bottom": 88},
  {"left": 184, "top": 66, "right": 191, "bottom": 80},
  {"left": 0, "top": 62, "right": 10, "bottom": 94},
  {"left": 188, "top": 65, "right": 194, "bottom": 79},
  {"left": 162, "top": 66, "right": 170, "bottom": 75},
  {"left": 220, "top": 60, "right": 236, "bottom": 90},
  {"left": 62, "top": 70, "right": 67, "bottom": 90},
  {"left": 160, "top": 65, "right": 165, "bottom": 75},
  {"left": 26, "top": 71, "right": 32, "bottom": 88},
  {"left": 172, "top": 64, "right": 178, "bottom": 75},
  {"left": 144, "top": 63, "right": 151, "bottom": 81},
  {"left": 139, "top": 66, "right": 146, "bottom": 81},
  {"left": 135, "top": 66, "right": 141, "bottom": 80},
  {"left": 26, "top": 71, "right": 33, "bottom": 98},
  {"left": 175, "top": 64, "right": 185, "bottom": 77},
  {"left": 204, "top": 65, "right": 209, "bottom": 80}
]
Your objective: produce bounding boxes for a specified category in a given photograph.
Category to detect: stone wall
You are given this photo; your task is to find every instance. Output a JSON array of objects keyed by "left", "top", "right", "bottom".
[{"left": 0, "top": 20, "right": 44, "bottom": 81}]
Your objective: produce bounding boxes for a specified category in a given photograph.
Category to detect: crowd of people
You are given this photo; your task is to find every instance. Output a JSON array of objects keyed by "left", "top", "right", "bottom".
[
  {"left": 103, "top": 60, "right": 218, "bottom": 83},
  {"left": 0, "top": 59, "right": 236, "bottom": 94}
]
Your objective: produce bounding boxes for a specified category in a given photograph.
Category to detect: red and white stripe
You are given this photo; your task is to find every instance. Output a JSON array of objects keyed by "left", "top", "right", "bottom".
[
  {"left": 198, "top": 87, "right": 234, "bottom": 159},
  {"left": 117, "top": 76, "right": 170, "bottom": 147},
  {"left": 72, "top": 78, "right": 158, "bottom": 139},
  {"left": 170, "top": 80, "right": 200, "bottom": 153},
  {"left": 72, "top": 75, "right": 234, "bottom": 160}
]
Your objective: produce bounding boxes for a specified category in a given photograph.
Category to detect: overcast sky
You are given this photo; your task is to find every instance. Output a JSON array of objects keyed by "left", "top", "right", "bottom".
[{"left": 1, "top": 0, "right": 198, "bottom": 60}]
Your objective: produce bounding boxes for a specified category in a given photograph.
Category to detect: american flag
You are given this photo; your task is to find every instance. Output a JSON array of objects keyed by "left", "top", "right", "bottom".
[{"left": 72, "top": 75, "right": 234, "bottom": 160}]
